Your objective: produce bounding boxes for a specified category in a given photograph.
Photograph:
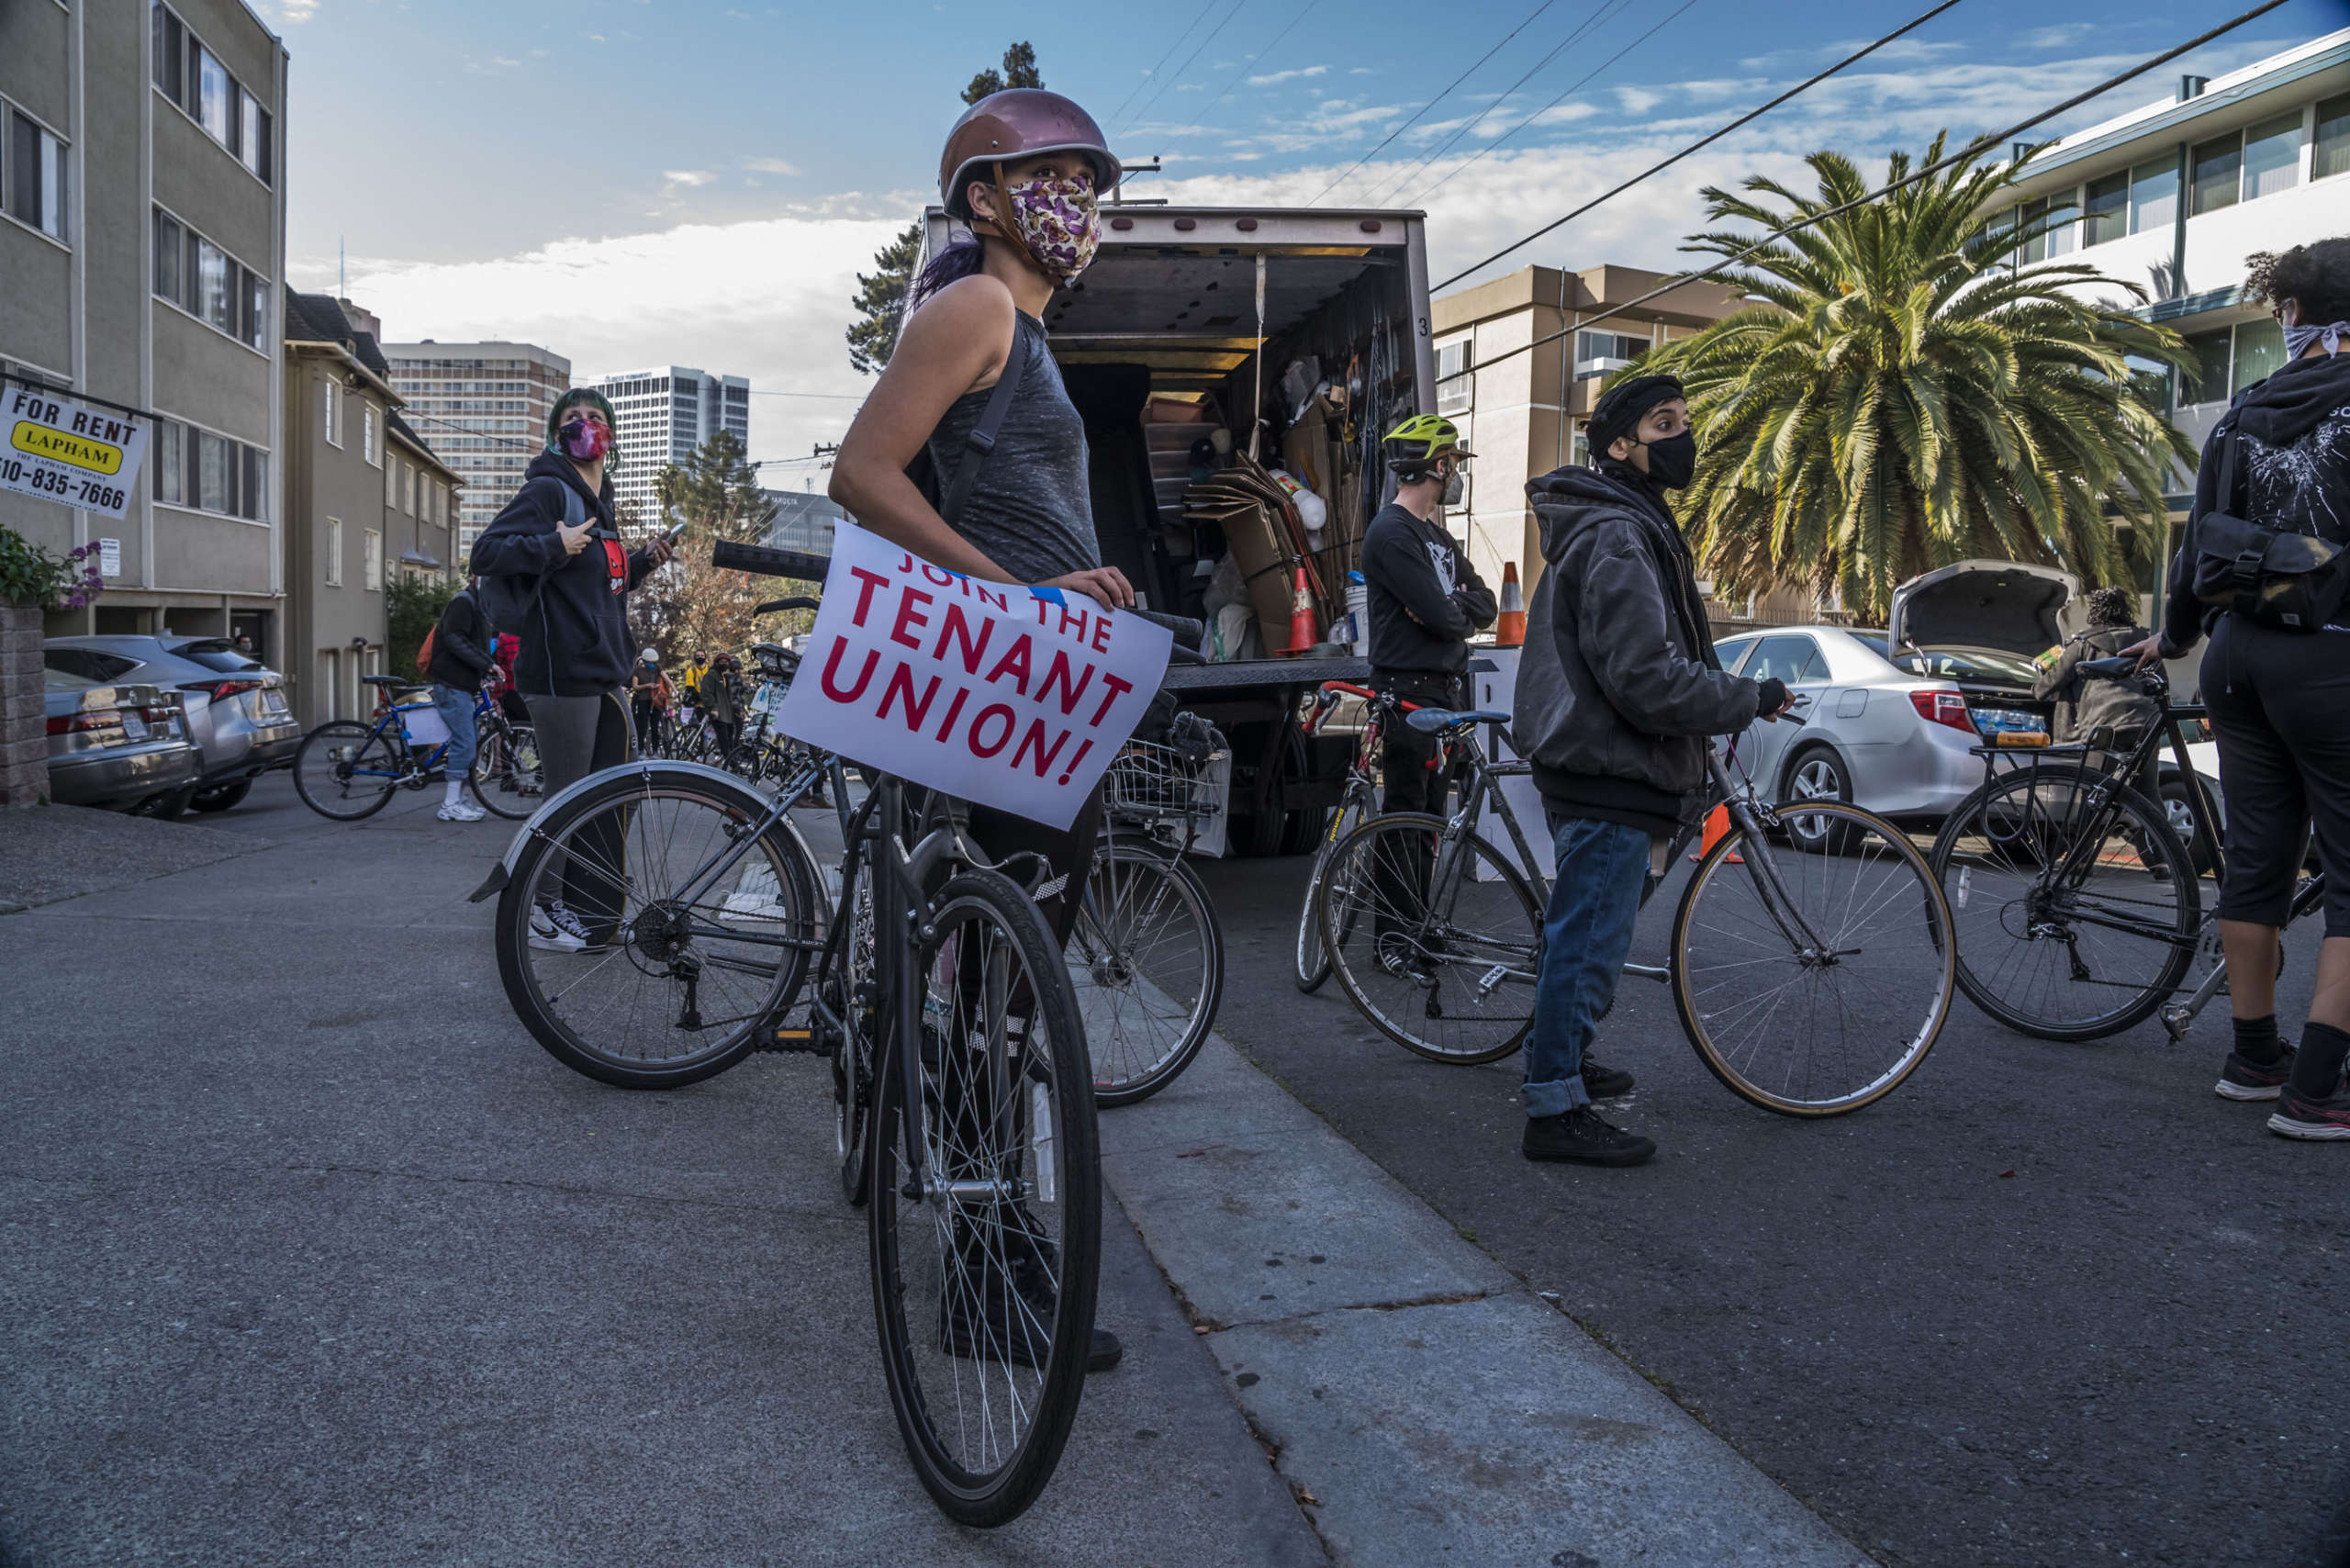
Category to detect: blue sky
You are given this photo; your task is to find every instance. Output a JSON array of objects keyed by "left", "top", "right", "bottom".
[{"left": 271, "top": 0, "right": 2350, "bottom": 471}]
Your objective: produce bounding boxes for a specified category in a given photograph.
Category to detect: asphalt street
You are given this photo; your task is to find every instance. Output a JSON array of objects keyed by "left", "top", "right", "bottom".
[
  {"left": 1189, "top": 846, "right": 2350, "bottom": 1568},
  {"left": 0, "top": 778, "right": 1321, "bottom": 1568}
]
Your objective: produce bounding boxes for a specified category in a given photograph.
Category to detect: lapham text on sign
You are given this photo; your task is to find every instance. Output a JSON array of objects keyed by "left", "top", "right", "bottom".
[{"left": 772, "top": 522, "right": 1172, "bottom": 829}]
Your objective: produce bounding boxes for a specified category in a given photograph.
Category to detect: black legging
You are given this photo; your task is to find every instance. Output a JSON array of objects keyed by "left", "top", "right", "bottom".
[{"left": 2202, "top": 615, "right": 2350, "bottom": 935}]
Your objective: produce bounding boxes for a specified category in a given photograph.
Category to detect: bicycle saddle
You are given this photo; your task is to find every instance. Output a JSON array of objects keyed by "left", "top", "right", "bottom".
[
  {"left": 1404, "top": 707, "right": 1510, "bottom": 734},
  {"left": 357, "top": 674, "right": 409, "bottom": 687}
]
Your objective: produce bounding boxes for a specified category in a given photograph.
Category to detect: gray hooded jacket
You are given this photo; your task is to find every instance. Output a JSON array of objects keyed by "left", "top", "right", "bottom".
[{"left": 1511, "top": 463, "right": 1763, "bottom": 832}]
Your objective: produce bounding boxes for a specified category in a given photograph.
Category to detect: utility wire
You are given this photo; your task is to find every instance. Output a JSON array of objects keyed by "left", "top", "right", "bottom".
[
  {"left": 1427, "top": 0, "right": 1962, "bottom": 286},
  {"left": 1151, "top": 0, "right": 1326, "bottom": 159},
  {"left": 1108, "top": 0, "right": 1220, "bottom": 126},
  {"left": 1369, "top": 0, "right": 1639, "bottom": 206},
  {"left": 742, "top": 388, "right": 867, "bottom": 399},
  {"left": 1121, "top": 0, "right": 1257, "bottom": 131},
  {"left": 1456, "top": 0, "right": 2295, "bottom": 384},
  {"left": 1308, "top": 0, "right": 1564, "bottom": 203}
]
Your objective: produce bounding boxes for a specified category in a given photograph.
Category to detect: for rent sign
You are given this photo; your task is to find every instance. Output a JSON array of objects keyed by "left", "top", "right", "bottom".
[
  {"left": 1, "top": 386, "right": 148, "bottom": 521},
  {"left": 775, "top": 522, "right": 1172, "bottom": 829}
]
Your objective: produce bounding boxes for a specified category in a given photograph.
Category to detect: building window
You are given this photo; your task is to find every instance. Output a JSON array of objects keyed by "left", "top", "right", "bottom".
[
  {"left": 2179, "top": 319, "right": 2291, "bottom": 408},
  {"left": 363, "top": 405, "right": 380, "bottom": 465},
  {"left": 151, "top": 416, "right": 267, "bottom": 521},
  {"left": 155, "top": 420, "right": 184, "bottom": 505},
  {"left": 151, "top": 4, "right": 272, "bottom": 186},
  {"left": 151, "top": 206, "right": 266, "bottom": 351},
  {"left": 403, "top": 463, "right": 416, "bottom": 515},
  {"left": 2233, "top": 318, "right": 2285, "bottom": 394},
  {"left": 326, "top": 519, "right": 342, "bottom": 588},
  {"left": 1435, "top": 341, "right": 1472, "bottom": 414},
  {"left": 6, "top": 106, "right": 70, "bottom": 242},
  {"left": 2189, "top": 133, "right": 2240, "bottom": 217},
  {"left": 323, "top": 379, "right": 341, "bottom": 447},
  {"left": 2243, "top": 111, "right": 2302, "bottom": 200},
  {"left": 2081, "top": 171, "right": 2127, "bottom": 246},
  {"left": 2128, "top": 157, "right": 2177, "bottom": 235},
  {"left": 2317, "top": 93, "right": 2350, "bottom": 182},
  {"left": 363, "top": 530, "right": 383, "bottom": 592}
]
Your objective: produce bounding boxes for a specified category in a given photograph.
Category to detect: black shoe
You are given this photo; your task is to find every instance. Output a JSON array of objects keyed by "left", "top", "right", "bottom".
[
  {"left": 1580, "top": 1058, "right": 1635, "bottom": 1099},
  {"left": 939, "top": 1211, "right": 1125, "bottom": 1373},
  {"left": 2267, "top": 1083, "right": 2350, "bottom": 1140},
  {"left": 1523, "top": 1106, "right": 1656, "bottom": 1167},
  {"left": 2215, "top": 1047, "right": 2294, "bottom": 1102}
]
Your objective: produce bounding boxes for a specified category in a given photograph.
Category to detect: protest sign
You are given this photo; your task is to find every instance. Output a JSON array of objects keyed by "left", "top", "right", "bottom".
[
  {"left": 773, "top": 522, "right": 1172, "bottom": 830},
  {"left": 2, "top": 385, "right": 148, "bottom": 522}
]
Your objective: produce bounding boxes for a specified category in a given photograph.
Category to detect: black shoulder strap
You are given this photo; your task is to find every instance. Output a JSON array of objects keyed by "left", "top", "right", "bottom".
[
  {"left": 2214, "top": 423, "right": 2241, "bottom": 518},
  {"left": 937, "top": 320, "right": 1031, "bottom": 526}
]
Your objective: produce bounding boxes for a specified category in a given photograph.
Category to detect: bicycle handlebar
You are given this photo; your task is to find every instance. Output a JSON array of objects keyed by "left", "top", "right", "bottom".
[
  {"left": 2078, "top": 654, "right": 2164, "bottom": 685},
  {"left": 711, "top": 540, "right": 830, "bottom": 580},
  {"left": 753, "top": 597, "right": 820, "bottom": 616}
]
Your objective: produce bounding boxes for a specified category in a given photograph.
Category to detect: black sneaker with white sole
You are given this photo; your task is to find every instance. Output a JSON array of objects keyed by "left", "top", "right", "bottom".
[
  {"left": 1523, "top": 1105, "right": 1656, "bottom": 1167},
  {"left": 2215, "top": 1048, "right": 2294, "bottom": 1102},
  {"left": 2267, "top": 1084, "right": 2350, "bottom": 1140}
]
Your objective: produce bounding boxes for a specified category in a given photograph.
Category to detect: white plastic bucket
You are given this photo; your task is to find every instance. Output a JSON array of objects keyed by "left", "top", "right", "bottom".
[{"left": 403, "top": 701, "right": 451, "bottom": 745}]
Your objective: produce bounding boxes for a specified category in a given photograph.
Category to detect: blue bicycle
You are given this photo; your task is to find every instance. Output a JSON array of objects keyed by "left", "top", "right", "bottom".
[{"left": 292, "top": 675, "right": 542, "bottom": 821}]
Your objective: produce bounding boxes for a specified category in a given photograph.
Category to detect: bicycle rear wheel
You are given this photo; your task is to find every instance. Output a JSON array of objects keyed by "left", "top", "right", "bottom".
[
  {"left": 468, "top": 721, "right": 543, "bottom": 820},
  {"left": 292, "top": 721, "right": 401, "bottom": 820},
  {"left": 493, "top": 767, "right": 821, "bottom": 1088},
  {"left": 1317, "top": 812, "right": 1541, "bottom": 1065},
  {"left": 1672, "top": 801, "right": 1953, "bottom": 1115},
  {"left": 1070, "top": 838, "right": 1222, "bottom": 1107},
  {"left": 870, "top": 868, "right": 1098, "bottom": 1528},
  {"left": 1930, "top": 769, "right": 2198, "bottom": 1040},
  {"left": 1294, "top": 785, "right": 1373, "bottom": 993}
]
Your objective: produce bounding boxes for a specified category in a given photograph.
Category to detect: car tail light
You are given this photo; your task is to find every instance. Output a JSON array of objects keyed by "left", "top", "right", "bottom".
[
  {"left": 46, "top": 711, "right": 122, "bottom": 736},
  {"left": 141, "top": 703, "right": 183, "bottom": 729},
  {"left": 182, "top": 678, "right": 264, "bottom": 701},
  {"left": 1909, "top": 689, "right": 1974, "bottom": 732}
]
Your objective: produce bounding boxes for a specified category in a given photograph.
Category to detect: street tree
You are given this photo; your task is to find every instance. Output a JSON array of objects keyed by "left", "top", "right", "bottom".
[
  {"left": 1644, "top": 136, "right": 2196, "bottom": 622},
  {"left": 844, "top": 42, "right": 1043, "bottom": 376},
  {"left": 631, "top": 431, "right": 810, "bottom": 666}
]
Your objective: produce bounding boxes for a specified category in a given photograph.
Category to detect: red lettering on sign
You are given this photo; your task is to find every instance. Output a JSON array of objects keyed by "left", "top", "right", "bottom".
[
  {"left": 1091, "top": 616, "right": 1113, "bottom": 654},
  {"left": 974, "top": 582, "right": 1009, "bottom": 611},
  {"left": 1057, "top": 738, "right": 1093, "bottom": 787},
  {"left": 1055, "top": 601, "right": 1091, "bottom": 642},
  {"left": 920, "top": 565, "right": 957, "bottom": 588},
  {"left": 1035, "top": 649, "right": 1095, "bottom": 717},
  {"left": 968, "top": 704, "right": 1015, "bottom": 758},
  {"left": 931, "top": 686, "right": 971, "bottom": 744},
  {"left": 878, "top": 661, "right": 942, "bottom": 731},
  {"left": 1012, "top": 719, "right": 1072, "bottom": 778},
  {"left": 935, "top": 603, "right": 993, "bottom": 674},
  {"left": 1089, "top": 671, "right": 1136, "bottom": 726},
  {"left": 820, "top": 640, "right": 879, "bottom": 702},
  {"left": 848, "top": 566, "right": 891, "bottom": 627},
  {"left": 890, "top": 586, "right": 934, "bottom": 651},
  {"left": 984, "top": 633, "right": 1033, "bottom": 697}
]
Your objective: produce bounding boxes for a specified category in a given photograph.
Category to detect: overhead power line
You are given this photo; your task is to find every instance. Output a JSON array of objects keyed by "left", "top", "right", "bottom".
[
  {"left": 1428, "top": 0, "right": 1964, "bottom": 288},
  {"left": 743, "top": 388, "right": 867, "bottom": 400},
  {"left": 1108, "top": 0, "right": 1220, "bottom": 125},
  {"left": 1456, "top": 0, "right": 2296, "bottom": 386},
  {"left": 1308, "top": 0, "right": 1565, "bottom": 203},
  {"left": 1152, "top": 0, "right": 1326, "bottom": 159},
  {"left": 1121, "top": 0, "right": 1257, "bottom": 131}
]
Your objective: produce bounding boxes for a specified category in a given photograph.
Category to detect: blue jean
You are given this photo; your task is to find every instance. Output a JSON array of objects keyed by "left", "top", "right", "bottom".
[
  {"left": 1524, "top": 813, "right": 1652, "bottom": 1117},
  {"left": 431, "top": 684, "right": 480, "bottom": 775}
]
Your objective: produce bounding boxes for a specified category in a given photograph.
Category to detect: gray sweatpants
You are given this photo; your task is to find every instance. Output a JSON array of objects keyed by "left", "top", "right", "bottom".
[{"left": 521, "top": 689, "right": 633, "bottom": 924}]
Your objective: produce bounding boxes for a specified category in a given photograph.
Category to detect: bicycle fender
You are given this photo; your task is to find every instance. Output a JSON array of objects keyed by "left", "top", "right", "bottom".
[{"left": 471, "top": 759, "right": 777, "bottom": 899}]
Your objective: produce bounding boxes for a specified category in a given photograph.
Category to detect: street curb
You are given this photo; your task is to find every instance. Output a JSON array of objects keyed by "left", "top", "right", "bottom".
[{"left": 1098, "top": 1035, "right": 1876, "bottom": 1568}]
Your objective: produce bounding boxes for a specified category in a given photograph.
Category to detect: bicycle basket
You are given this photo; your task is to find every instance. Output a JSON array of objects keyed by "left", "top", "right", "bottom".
[{"left": 1103, "top": 737, "right": 1222, "bottom": 822}]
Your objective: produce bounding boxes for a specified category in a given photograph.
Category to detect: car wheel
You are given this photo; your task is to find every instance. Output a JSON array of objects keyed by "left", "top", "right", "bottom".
[
  {"left": 134, "top": 785, "right": 200, "bottom": 822},
  {"left": 2159, "top": 774, "right": 2221, "bottom": 879},
  {"left": 1781, "top": 745, "right": 1854, "bottom": 855},
  {"left": 189, "top": 778, "right": 253, "bottom": 813}
]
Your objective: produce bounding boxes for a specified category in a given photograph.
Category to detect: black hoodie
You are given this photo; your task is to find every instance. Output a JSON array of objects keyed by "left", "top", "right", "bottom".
[
  {"left": 2160, "top": 348, "right": 2350, "bottom": 653},
  {"left": 468, "top": 452, "right": 655, "bottom": 697}
]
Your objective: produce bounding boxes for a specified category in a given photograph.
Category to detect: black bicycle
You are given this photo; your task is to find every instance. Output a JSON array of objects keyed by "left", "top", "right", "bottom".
[{"left": 1928, "top": 655, "right": 2318, "bottom": 1043}]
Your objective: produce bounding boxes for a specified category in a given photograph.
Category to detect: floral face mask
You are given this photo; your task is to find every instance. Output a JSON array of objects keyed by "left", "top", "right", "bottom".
[{"left": 1001, "top": 172, "right": 1101, "bottom": 284}]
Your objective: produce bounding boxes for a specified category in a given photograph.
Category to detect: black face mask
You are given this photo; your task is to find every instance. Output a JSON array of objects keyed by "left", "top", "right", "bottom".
[{"left": 1640, "top": 431, "right": 1697, "bottom": 489}]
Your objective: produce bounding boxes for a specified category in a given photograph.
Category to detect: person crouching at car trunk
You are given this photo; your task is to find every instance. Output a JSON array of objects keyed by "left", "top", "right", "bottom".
[{"left": 1510, "top": 374, "right": 1793, "bottom": 1167}]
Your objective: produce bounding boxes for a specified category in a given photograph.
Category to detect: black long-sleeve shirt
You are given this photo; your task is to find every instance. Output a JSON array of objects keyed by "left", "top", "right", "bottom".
[
  {"left": 469, "top": 452, "right": 656, "bottom": 697},
  {"left": 1360, "top": 503, "right": 1495, "bottom": 676},
  {"left": 425, "top": 588, "right": 494, "bottom": 689}
]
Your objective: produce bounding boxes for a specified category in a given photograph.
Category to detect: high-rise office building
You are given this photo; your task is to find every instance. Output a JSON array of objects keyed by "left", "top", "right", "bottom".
[
  {"left": 379, "top": 341, "right": 571, "bottom": 553},
  {"left": 592, "top": 367, "right": 750, "bottom": 523},
  {"left": 4, "top": 0, "right": 289, "bottom": 657}
]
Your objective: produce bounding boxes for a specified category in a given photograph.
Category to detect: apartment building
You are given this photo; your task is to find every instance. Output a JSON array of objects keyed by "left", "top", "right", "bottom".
[
  {"left": 592, "top": 367, "right": 751, "bottom": 524},
  {"left": 2, "top": 0, "right": 287, "bottom": 657},
  {"left": 380, "top": 340, "right": 570, "bottom": 555},
  {"left": 1428, "top": 263, "right": 1743, "bottom": 598},
  {"left": 2000, "top": 28, "right": 2350, "bottom": 532}
]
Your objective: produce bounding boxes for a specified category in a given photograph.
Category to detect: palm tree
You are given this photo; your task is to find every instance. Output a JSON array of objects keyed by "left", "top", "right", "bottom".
[{"left": 1642, "top": 135, "right": 2196, "bottom": 622}]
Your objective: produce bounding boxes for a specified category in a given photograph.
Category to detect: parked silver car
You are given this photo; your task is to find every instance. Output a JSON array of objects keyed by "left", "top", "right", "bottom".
[
  {"left": 43, "top": 672, "right": 205, "bottom": 813},
  {"left": 45, "top": 635, "right": 300, "bottom": 812},
  {"left": 1712, "top": 561, "right": 2077, "bottom": 849}
]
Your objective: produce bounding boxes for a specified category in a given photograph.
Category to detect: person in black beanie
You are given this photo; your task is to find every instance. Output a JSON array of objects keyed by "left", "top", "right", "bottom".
[{"left": 1509, "top": 373, "right": 1793, "bottom": 1165}]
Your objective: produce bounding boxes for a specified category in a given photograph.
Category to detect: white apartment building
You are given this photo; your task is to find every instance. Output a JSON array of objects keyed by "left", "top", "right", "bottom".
[
  {"left": 2001, "top": 28, "right": 2350, "bottom": 535},
  {"left": 379, "top": 340, "right": 571, "bottom": 554},
  {"left": 592, "top": 367, "right": 750, "bottom": 524}
]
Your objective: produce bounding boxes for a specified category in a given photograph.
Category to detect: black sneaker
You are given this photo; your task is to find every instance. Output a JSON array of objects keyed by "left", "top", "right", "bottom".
[
  {"left": 2215, "top": 1047, "right": 2294, "bottom": 1102},
  {"left": 2267, "top": 1084, "right": 2350, "bottom": 1141},
  {"left": 1523, "top": 1106, "right": 1656, "bottom": 1167},
  {"left": 939, "top": 1213, "right": 1125, "bottom": 1372},
  {"left": 1580, "top": 1058, "right": 1635, "bottom": 1099}
]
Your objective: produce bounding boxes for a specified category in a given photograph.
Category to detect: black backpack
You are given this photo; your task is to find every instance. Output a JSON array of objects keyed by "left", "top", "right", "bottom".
[
  {"left": 475, "top": 479, "right": 586, "bottom": 636},
  {"left": 2188, "top": 425, "right": 2350, "bottom": 633}
]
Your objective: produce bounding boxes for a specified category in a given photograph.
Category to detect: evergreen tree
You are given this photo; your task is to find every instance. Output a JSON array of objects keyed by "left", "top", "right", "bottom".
[
  {"left": 844, "top": 43, "right": 1042, "bottom": 375},
  {"left": 632, "top": 431, "right": 808, "bottom": 665}
]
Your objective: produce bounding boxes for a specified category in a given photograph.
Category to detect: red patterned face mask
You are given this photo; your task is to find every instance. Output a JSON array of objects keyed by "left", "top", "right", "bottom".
[{"left": 558, "top": 417, "right": 613, "bottom": 461}]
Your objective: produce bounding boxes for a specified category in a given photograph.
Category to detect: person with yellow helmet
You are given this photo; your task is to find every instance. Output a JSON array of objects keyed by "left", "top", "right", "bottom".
[{"left": 1360, "top": 414, "right": 1497, "bottom": 972}]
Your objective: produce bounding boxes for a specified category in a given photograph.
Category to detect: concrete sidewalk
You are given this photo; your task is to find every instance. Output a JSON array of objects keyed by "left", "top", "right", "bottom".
[{"left": 1099, "top": 1035, "right": 1874, "bottom": 1567}]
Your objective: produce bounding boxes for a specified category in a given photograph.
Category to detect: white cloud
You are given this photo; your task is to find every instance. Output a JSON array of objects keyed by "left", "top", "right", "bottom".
[
  {"left": 2020, "top": 23, "right": 2095, "bottom": 50},
  {"left": 1247, "top": 64, "right": 1328, "bottom": 86},
  {"left": 277, "top": 0, "right": 319, "bottom": 21},
  {"left": 1522, "top": 102, "right": 1605, "bottom": 129},
  {"left": 662, "top": 170, "right": 716, "bottom": 193},
  {"left": 1615, "top": 85, "right": 1664, "bottom": 114},
  {"left": 742, "top": 156, "right": 800, "bottom": 175}
]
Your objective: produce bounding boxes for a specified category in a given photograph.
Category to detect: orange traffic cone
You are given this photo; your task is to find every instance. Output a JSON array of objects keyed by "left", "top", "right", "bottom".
[
  {"left": 1283, "top": 565, "right": 1316, "bottom": 655},
  {"left": 1691, "top": 803, "right": 1741, "bottom": 864},
  {"left": 1494, "top": 561, "right": 1527, "bottom": 646}
]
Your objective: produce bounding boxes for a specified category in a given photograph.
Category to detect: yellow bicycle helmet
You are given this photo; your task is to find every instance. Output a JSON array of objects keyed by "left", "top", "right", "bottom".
[{"left": 1382, "top": 413, "right": 1475, "bottom": 471}]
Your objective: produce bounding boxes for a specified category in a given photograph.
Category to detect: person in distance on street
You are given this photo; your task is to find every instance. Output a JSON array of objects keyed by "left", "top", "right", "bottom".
[
  {"left": 699, "top": 653, "right": 742, "bottom": 762},
  {"left": 1359, "top": 414, "right": 1496, "bottom": 979},
  {"left": 629, "top": 649, "right": 666, "bottom": 756},
  {"left": 1512, "top": 374, "right": 1794, "bottom": 1167},
  {"left": 2123, "top": 237, "right": 2350, "bottom": 1138},
  {"left": 470, "top": 388, "right": 674, "bottom": 953},
  {"left": 423, "top": 577, "right": 496, "bottom": 823},
  {"left": 828, "top": 85, "right": 1133, "bottom": 1373},
  {"left": 2035, "top": 586, "right": 2165, "bottom": 841}
]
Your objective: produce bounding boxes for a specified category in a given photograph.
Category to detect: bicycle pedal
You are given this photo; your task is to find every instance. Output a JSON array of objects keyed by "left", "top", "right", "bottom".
[{"left": 758, "top": 1025, "right": 834, "bottom": 1057}]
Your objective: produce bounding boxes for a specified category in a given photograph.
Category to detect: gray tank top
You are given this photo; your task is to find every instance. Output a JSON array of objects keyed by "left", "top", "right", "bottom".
[{"left": 924, "top": 310, "right": 1100, "bottom": 583}]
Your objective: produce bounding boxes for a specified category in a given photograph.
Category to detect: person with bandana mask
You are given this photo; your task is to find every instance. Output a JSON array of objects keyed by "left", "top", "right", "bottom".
[
  {"left": 829, "top": 86, "right": 1128, "bottom": 1374},
  {"left": 1509, "top": 373, "right": 1794, "bottom": 1166},
  {"left": 470, "top": 387, "right": 674, "bottom": 953},
  {"left": 1359, "top": 414, "right": 1496, "bottom": 959}
]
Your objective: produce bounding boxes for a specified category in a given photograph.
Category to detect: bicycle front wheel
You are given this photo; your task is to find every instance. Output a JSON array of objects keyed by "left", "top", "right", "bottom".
[
  {"left": 493, "top": 767, "right": 821, "bottom": 1088},
  {"left": 1672, "top": 802, "right": 1953, "bottom": 1115},
  {"left": 870, "top": 868, "right": 1098, "bottom": 1528},
  {"left": 1930, "top": 769, "right": 2198, "bottom": 1040},
  {"left": 1070, "top": 840, "right": 1223, "bottom": 1106},
  {"left": 468, "top": 721, "right": 543, "bottom": 820},
  {"left": 1318, "top": 812, "right": 1541, "bottom": 1065},
  {"left": 292, "top": 721, "right": 401, "bottom": 820},
  {"left": 1294, "top": 786, "right": 1373, "bottom": 993}
]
